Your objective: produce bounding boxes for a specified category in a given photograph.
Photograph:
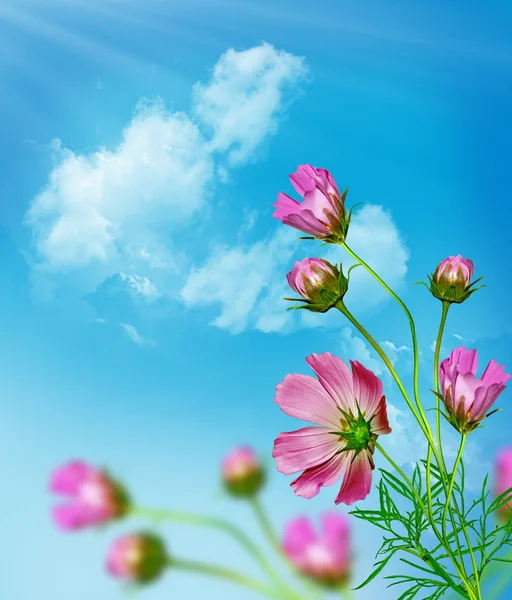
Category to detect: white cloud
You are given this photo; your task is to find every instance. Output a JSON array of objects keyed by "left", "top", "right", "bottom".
[
  {"left": 118, "top": 273, "right": 160, "bottom": 298},
  {"left": 181, "top": 228, "right": 296, "bottom": 334},
  {"left": 181, "top": 204, "right": 409, "bottom": 333},
  {"left": 25, "top": 43, "right": 307, "bottom": 301},
  {"left": 193, "top": 43, "right": 307, "bottom": 165},
  {"left": 381, "top": 340, "right": 411, "bottom": 366},
  {"left": 385, "top": 402, "right": 427, "bottom": 469},
  {"left": 340, "top": 327, "right": 383, "bottom": 375},
  {"left": 120, "top": 323, "right": 155, "bottom": 347},
  {"left": 322, "top": 204, "right": 409, "bottom": 314}
]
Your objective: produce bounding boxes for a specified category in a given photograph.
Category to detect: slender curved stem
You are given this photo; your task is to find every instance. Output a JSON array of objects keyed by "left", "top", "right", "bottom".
[
  {"left": 132, "top": 507, "right": 286, "bottom": 590},
  {"left": 250, "top": 497, "right": 282, "bottom": 554},
  {"left": 434, "top": 301, "right": 450, "bottom": 451},
  {"left": 335, "top": 301, "right": 426, "bottom": 436},
  {"left": 431, "top": 302, "right": 481, "bottom": 599},
  {"left": 342, "top": 242, "right": 430, "bottom": 433},
  {"left": 443, "top": 436, "right": 466, "bottom": 535},
  {"left": 171, "top": 557, "right": 305, "bottom": 600}
]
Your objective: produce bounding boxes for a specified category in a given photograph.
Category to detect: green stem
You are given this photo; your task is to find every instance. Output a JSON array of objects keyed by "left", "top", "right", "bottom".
[
  {"left": 250, "top": 497, "right": 282, "bottom": 555},
  {"left": 431, "top": 302, "right": 481, "bottom": 599},
  {"left": 335, "top": 301, "right": 427, "bottom": 437},
  {"left": 342, "top": 242, "right": 430, "bottom": 433},
  {"left": 443, "top": 435, "right": 466, "bottom": 535},
  {"left": 433, "top": 301, "right": 450, "bottom": 452},
  {"left": 132, "top": 507, "right": 285, "bottom": 590},
  {"left": 428, "top": 303, "right": 468, "bottom": 569},
  {"left": 171, "top": 557, "right": 303, "bottom": 600}
]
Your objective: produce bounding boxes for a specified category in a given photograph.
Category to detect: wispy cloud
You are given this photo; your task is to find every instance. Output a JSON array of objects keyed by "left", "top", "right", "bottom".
[
  {"left": 120, "top": 323, "right": 155, "bottom": 347},
  {"left": 181, "top": 204, "right": 409, "bottom": 333}
]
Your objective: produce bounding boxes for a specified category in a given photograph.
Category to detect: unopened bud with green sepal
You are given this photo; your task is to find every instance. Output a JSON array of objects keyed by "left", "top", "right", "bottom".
[{"left": 284, "top": 258, "right": 350, "bottom": 313}]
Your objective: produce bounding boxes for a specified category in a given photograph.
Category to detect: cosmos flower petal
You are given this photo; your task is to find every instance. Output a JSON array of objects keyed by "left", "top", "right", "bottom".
[
  {"left": 283, "top": 515, "right": 317, "bottom": 561},
  {"left": 49, "top": 460, "right": 95, "bottom": 495},
  {"left": 481, "top": 360, "right": 511, "bottom": 387},
  {"left": 275, "top": 373, "right": 341, "bottom": 428},
  {"left": 369, "top": 397, "right": 392, "bottom": 435},
  {"left": 350, "top": 360, "right": 384, "bottom": 418},
  {"left": 273, "top": 192, "right": 301, "bottom": 220},
  {"left": 306, "top": 353, "right": 356, "bottom": 414},
  {"left": 291, "top": 452, "right": 350, "bottom": 500},
  {"left": 273, "top": 427, "right": 341, "bottom": 475},
  {"left": 335, "top": 451, "right": 373, "bottom": 506}
]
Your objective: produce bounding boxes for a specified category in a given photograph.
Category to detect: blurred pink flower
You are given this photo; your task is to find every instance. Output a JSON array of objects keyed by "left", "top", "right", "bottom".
[
  {"left": 273, "top": 165, "right": 349, "bottom": 243},
  {"left": 107, "top": 532, "right": 167, "bottom": 583},
  {"left": 49, "top": 460, "right": 129, "bottom": 531},
  {"left": 440, "top": 347, "right": 510, "bottom": 434},
  {"left": 273, "top": 353, "right": 391, "bottom": 505},
  {"left": 283, "top": 513, "right": 351, "bottom": 585},
  {"left": 222, "top": 447, "right": 265, "bottom": 497},
  {"left": 495, "top": 449, "right": 512, "bottom": 521}
]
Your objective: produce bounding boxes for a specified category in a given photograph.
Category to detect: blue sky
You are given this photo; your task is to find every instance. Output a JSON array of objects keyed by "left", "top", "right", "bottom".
[{"left": 1, "top": 1, "right": 511, "bottom": 599}]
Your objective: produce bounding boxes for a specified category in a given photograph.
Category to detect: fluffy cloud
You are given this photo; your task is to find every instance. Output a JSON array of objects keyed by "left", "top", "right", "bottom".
[
  {"left": 194, "top": 42, "right": 307, "bottom": 165},
  {"left": 181, "top": 204, "right": 409, "bottom": 333},
  {"left": 181, "top": 228, "right": 297, "bottom": 334},
  {"left": 25, "top": 43, "right": 307, "bottom": 300}
]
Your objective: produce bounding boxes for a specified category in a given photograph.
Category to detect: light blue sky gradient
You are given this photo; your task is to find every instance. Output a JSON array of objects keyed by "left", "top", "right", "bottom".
[{"left": 1, "top": 1, "right": 511, "bottom": 599}]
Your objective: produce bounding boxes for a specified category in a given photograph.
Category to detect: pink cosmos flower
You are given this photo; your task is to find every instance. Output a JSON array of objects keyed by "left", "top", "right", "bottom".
[
  {"left": 107, "top": 532, "right": 167, "bottom": 583},
  {"left": 283, "top": 513, "right": 351, "bottom": 586},
  {"left": 49, "top": 460, "right": 128, "bottom": 531},
  {"left": 428, "top": 255, "right": 481, "bottom": 304},
  {"left": 221, "top": 446, "right": 265, "bottom": 497},
  {"left": 273, "top": 165, "right": 349, "bottom": 243},
  {"left": 495, "top": 449, "right": 512, "bottom": 521},
  {"left": 273, "top": 353, "right": 391, "bottom": 505},
  {"left": 439, "top": 347, "right": 510, "bottom": 434}
]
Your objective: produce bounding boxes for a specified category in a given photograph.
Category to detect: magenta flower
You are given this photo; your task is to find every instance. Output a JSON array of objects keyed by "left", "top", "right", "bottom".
[
  {"left": 283, "top": 513, "right": 351, "bottom": 586},
  {"left": 496, "top": 449, "right": 512, "bottom": 521},
  {"left": 106, "top": 532, "right": 167, "bottom": 584},
  {"left": 286, "top": 258, "right": 348, "bottom": 313},
  {"left": 49, "top": 460, "right": 129, "bottom": 531},
  {"left": 427, "top": 255, "right": 482, "bottom": 304},
  {"left": 273, "top": 165, "right": 350, "bottom": 243},
  {"left": 439, "top": 347, "right": 510, "bottom": 434},
  {"left": 273, "top": 353, "right": 391, "bottom": 505},
  {"left": 222, "top": 446, "right": 265, "bottom": 497}
]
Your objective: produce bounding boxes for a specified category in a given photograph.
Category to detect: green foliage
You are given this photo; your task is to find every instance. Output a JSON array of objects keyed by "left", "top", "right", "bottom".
[{"left": 350, "top": 462, "right": 512, "bottom": 600}]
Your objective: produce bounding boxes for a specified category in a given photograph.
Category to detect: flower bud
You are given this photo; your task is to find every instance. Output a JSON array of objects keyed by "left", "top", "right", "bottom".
[
  {"left": 427, "top": 255, "right": 482, "bottom": 304},
  {"left": 221, "top": 447, "right": 265, "bottom": 498},
  {"left": 283, "top": 513, "right": 351, "bottom": 587},
  {"left": 495, "top": 449, "right": 512, "bottom": 521},
  {"left": 439, "top": 347, "right": 510, "bottom": 434},
  {"left": 106, "top": 532, "right": 167, "bottom": 584},
  {"left": 49, "top": 460, "right": 130, "bottom": 531},
  {"left": 273, "top": 165, "right": 351, "bottom": 244},
  {"left": 285, "top": 258, "right": 349, "bottom": 313}
]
